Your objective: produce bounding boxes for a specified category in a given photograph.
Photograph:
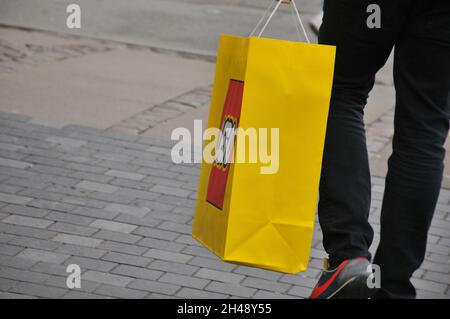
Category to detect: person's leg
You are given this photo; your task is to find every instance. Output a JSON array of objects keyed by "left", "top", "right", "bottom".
[
  {"left": 373, "top": 1, "right": 450, "bottom": 299},
  {"left": 318, "top": 0, "right": 408, "bottom": 267}
]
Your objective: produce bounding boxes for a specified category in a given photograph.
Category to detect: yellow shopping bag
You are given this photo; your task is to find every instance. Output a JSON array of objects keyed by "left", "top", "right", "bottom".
[{"left": 192, "top": 1, "right": 335, "bottom": 274}]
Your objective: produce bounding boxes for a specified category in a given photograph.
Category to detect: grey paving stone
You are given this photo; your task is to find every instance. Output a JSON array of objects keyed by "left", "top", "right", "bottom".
[
  {"left": 45, "top": 212, "right": 94, "bottom": 226},
  {"left": 97, "top": 160, "right": 140, "bottom": 173},
  {"left": 411, "top": 278, "right": 447, "bottom": 294},
  {"left": 97, "top": 241, "right": 148, "bottom": 256},
  {"left": 175, "top": 173, "right": 199, "bottom": 184},
  {"left": 169, "top": 165, "right": 200, "bottom": 176},
  {"left": 83, "top": 271, "right": 133, "bottom": 287},
  {"left": 144, "top": 249, "right": 192, "bottom": 263},
  {"left": 0, "top": 243, "right": 24, "bottom": 256},
  {"left": 156, "top": 195, "right": 196, "bottom": 208},
  {"left": 114, "top": 188, "right": 159, "bottom": 201},
  {"left": 102, "top": 251, "right": 152, "bottom": 267},
  {"left": 233, "top": 266, "right": 282, "bottom": 282},
  {"left": 0, "top": 255, "right": 38, "bottom": 270},
  {"left": 176, "top": 287, "right": 228, "bottom": 299},
  {"left": 136, "top": 167, "right": 179, "bottom": 179},
  {"left": 17, "top": 248, "right": 70, "bottom": 264},
  {"left": 46, "top": 136, "right": 86, "bottom": 148},
  {"left": 426, "top": 242, "right": 450, "bottom": 255},
  {"left": 205, "top": 281, "right": 256, "bottom": 298},
  {"left": 66, "top": 162, "right": 108, "bottom": 174},
  {"left": 147, "top": 210, "right": 191, "bottom": 224},
  {"left": 182, "top": 245, "right": 217, "bottom": 259},
  {"left": 133, "top": 226, "right": 179, "bottom": 241},
  {"left": 64, "top": 256, "right": 117, "bottom": 273},
  {"left": 0, "top": 192, "right": 33, "bottom": 205},
  {"left": 195, "top": 269, "right": 245, "bottom": 285},
  {"left": 134, "top": 199, "right": 174, "bottom": 212},
  {"left": 28, "top": 164, "right": 73, "bottom": 177},
  {"left": 106, "top": 169, "right": 145, "bottom": 181},
  {"left": 131, "top": 158, "right": 171, "bottom": 170},
  {"left": 0, "top": 233, "right": 15, "bottom": 243},
  {"left": 439, "top": 237, "right": 450, "bottom": 247},
  {"left": 1, "top": 204, "right": 49, "bottom": 218},
  {"left": 112, "top": 265, "right": 163, "bottom": 281},
  {"left": 17, "top": 188, "right": 64, "bottom": 204},
  {"left": 49, "top": 222, "right": 99, "bottom": 236},
  {"left": 159, "top": 273, "right": 209, "bottom": 290},
  {"left": 55, "top": 243, "right": 107, "bottom": 259},
  {"left": 25, "top": 155, "right": 67, "bottom": 167},
  {"left": 158, "top": 221, "right": 192, "bottom": 235},
  {"left": 143, "top": 176, "right": 185, "bottom": 189},
  {"left": 94, "top": 152, "right": 134, "bottom": 163},
  {"left": 10, "top": 282, "right": 68, "bottom": 298},
  {"left": 150, "top": 185, "right": 191, "bottom": 198},
  {"left": 0, "top": 142, "right": 24, "bottom": 152},
  {"left": 242, "top": 277, "right": 291, "bottom": 293},
  {"left": 0, "top": 184, "right": 24, "bottom": 194},
  {"left": 287, "top": 285, "right": 311, "bottom": 298},
  {"left": 0, "top": 167, "right": 37, "bottom": 179},
  {"left": 90, "top": 219, "right": 137, "bottom": 233},
  {"left": 93, "top": 230, "right": 142, "bottom": 244},
  {"left": 188, "top": 256, "right": 236, "bottom": 272},
  {"left": 71, "top": 171, "right": 113, "bottom": 184},
  {"left": 94, "top": 284, "right": 148, "bottom": 299},
  {"left": 18, "top": 147, "right": 63, "bottom": 162},
  {"left": 31, "top": 262, "right": 69, "bottom": 277},
  {"left": 0, "top": 157, "right": 33, "bottom": 169},
  {"left": 88, "top": 191, "right": 135, "bottom": 204},
  {"left": 8, "top": 237, "right": 61, "bottom": 251},
  {"left": 76, "top": 180, "right": 118, "bottom": 193},
  {"left": 424, "top": 271, "right": 450, "bottom": 285},
  {"left": 53, "top": 234, "right": 103, "bottom": 248},
  {"left": 279, "top": 274, "right": 319, "bottom": 288},
  {"left": 0, "top": 278, "right": 16, "bottom": 291},
  {"left": 137, "top": 237, "right": 185, "bottom": 252},
  {"left": 0, "top": 266, "right": 50, "bottom": 284},
  {"left": 424, "top": 252, "right": 449, "bottom": 263},
  {"left": 46, "top": 184, "right": 91, "bottom": 198},
  {"left": 421, "top": 260, "right": 450, "bottom": 274},
  {"left": 172, "top": 206, "right": 195, "bottom": 216},
  {"left": 114, "top": 214, "right": 160, "bottom": 228},
  {"left": 416, "top": 289, "right": 449, "bottom": 299},
  {"left": 149, "top": 260, "right": 199, "bottom": 276},
  {"left": 71, "top": 207, "right": 119, "bottom": 220},
  {"left": 104, "top": 203, "right": 150, "bottom": 217},
  {"left": 110, "top": 178, "right": 154, "bottom": 191},
  {"left": 127, "top": 279, "right": 180, "bottom": 295},
  {"left": 175, "top": 234, "right": 202, "bottom": 247}
]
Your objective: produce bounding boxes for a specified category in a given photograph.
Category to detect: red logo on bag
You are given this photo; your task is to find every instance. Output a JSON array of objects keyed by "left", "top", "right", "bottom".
[{"left": 206, "top": 79, "right": 244, "bottom": 210}]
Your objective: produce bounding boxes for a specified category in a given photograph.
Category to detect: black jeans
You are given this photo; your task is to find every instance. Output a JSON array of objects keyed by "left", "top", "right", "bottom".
[{"left": 318, "top": 0, "right": 450, "bottom": 298}]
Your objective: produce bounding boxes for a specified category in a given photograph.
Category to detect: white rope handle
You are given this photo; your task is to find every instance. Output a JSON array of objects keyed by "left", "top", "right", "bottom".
[
  {"left": 250, "top": 0, "right": 310, "bottom": 44},
  {"left": 291, "top": 0, "right": 310, "bottom": 43},
  {"left": 249, "top": 0, "right": 276, "bottom": 37},
  {"left": 257, "top": 0, "right": 283, "bottom": 38}
]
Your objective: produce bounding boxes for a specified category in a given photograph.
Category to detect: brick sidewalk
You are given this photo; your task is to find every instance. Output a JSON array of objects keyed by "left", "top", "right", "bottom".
[{"left": 0, "top": 109, "right": 449, "bottom": 299}]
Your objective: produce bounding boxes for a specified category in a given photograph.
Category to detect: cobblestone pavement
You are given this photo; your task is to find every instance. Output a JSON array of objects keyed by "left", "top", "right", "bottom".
[{"left": 0, "top": 108, "right": 449, "bottom": 299}]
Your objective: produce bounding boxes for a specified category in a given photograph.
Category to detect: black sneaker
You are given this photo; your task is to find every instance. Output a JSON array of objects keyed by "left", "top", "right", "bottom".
[{"left": 310, "top": 257, "right": 379, "bottom": 299}]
